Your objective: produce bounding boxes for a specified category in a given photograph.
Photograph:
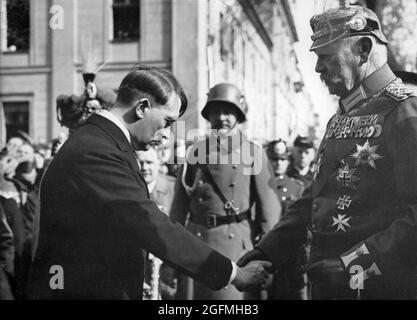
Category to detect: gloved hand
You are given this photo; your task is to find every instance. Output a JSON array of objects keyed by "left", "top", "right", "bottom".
[
  {"left": 236, "top": 248, "right": 268, "bottom": 267},
  {"left": 306, "top": 257, "right": 349, "bottom": 292}
]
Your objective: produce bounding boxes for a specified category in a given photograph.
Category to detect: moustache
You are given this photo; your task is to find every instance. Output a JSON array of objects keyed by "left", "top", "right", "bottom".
[{"left": 320, "top": 74, "right": 342, "bottom": 84}]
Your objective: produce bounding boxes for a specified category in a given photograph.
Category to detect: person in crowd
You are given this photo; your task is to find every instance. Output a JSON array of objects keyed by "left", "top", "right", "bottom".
[
  {"left": 5, "top": 136, "right": 24, "bottom": 159},
  {"left": 238, "top": 3, "right": 417, "bottom": 299},
  {"left": 16, "top": 143, "right": 35, "bottom": 164},
  {"left": 266, "top": 139, "right": 304, "bottom": 213},
  {"left": 136, "top": 148, "right": 175, "bottom": 215},
  {"left": 28, "top": 65, "right": 272, "bottom": 300},
  {"left": 169, "top": 83, "right": 280, "bottom": 300},
  {"left": 265, "top": 139, "right": 306, "bottom": 299},
  {"left": 286, "top": 136, "right": 316, "bottom": 187},
  {"left": 0, "top": 194, "right": 25, "bottom": 299},
  {"left": 0, "top": 203, "right": 14, "bottom": 300},
  {"left": 136, "top": 148, "right": 176, "bottom": 300},
  {"left": 0, "top": 151, "right": 20, "bottom": 206}
]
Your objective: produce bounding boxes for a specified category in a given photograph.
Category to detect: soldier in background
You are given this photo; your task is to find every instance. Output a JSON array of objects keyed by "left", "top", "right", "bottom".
[
  {"left": 286, "top": 136, "right": 316, "bottom": 187},
  {"left": 170, "top": 83, "right": 281, "bottom": 300},
  {"left": 266, "top": 139, "right": 306, "bottom": 299},
  {"left": 266, "top": 139, "right": 304, "bottom": 213}
]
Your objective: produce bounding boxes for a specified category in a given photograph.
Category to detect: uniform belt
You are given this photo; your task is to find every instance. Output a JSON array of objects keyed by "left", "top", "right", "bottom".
[{"left": 190, "top": 210, "right": 251, "bottom": 228}]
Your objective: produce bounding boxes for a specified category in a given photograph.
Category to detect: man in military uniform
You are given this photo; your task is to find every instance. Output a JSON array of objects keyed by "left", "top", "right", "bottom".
[
  {"left": 266, "top": 139, "right": 306, "bottom": 299},
  {"left": 266, "top": 139, "right": 304, "bottom": 213},
  {"left": 170, "top": 83, "right": 281, "bottom": 300},
  {"left": 238, "top": 2, "right": 417, "bottom": 299},
  {"left": 286, "top": 136, "right": 316, "bottom": 187}
]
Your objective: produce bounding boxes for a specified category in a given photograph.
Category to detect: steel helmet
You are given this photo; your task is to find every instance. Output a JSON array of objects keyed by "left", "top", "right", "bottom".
[{"left": 201, "top": 83, "right": 247, "bottom": 123}]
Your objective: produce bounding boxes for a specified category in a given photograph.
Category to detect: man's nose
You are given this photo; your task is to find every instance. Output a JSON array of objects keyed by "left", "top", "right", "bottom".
[
  {"left": 315, "top": 59, "right": 325, "bottom": 74},
  {"left": 156, "top": 128, "right": 171, "bottom": 141},
  {"left": 219, "top": 112, "right": 227, "bottom": 121}
]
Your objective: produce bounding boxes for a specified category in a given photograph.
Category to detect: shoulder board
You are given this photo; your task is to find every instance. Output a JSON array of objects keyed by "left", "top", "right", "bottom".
[{"left": 385, "top": 78, "right": 415, "bottom": 101}]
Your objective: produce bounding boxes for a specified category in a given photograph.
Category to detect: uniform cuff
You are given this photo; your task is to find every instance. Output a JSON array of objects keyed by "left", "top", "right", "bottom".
[
  {"left": 226, "top": 261, "right": 238, "bottom": 287},
  {"left": 340, "top": 242, "right": 382, "bottom": 289}
]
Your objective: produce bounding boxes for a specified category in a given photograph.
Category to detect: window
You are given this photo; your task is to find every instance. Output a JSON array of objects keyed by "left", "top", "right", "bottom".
[
  {"left": 112, "top": 0, "right": 140, "bottom": 42},
  {"left": 2, "top": 101, "right": 29, "bottom": 140},
  {"left": 1, "top": 0, "right": 30, "bottom": 52}
]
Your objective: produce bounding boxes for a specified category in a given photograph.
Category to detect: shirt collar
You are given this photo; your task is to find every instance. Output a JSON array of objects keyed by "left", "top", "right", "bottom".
[
  {"left": 340, "top": 64, "right": 397, "bottom": 114},
  {"left": 97, "top": 110, "right": 131, "bottom": 144},
  {"left": 147, "top": 179, "right": 157, "bottom": 194}
]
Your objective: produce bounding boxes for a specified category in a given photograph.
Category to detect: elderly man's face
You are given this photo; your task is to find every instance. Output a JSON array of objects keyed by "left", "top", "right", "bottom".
[
  {"left": 314, "top": 40, "right": 360, "bottom": 97},
  {"left": 136, "top": 149, "right": 160, "bottom": 185}
]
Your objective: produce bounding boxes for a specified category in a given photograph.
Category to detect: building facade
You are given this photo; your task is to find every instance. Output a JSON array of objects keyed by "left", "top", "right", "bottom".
[{"left": 0, "top": 0, "right": 314, "bottom": 146}]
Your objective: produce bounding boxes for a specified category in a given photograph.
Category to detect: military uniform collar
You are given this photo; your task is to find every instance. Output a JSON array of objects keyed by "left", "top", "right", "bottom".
[{"left": 340, "top": 64, "right": 396, "bottom": 114}]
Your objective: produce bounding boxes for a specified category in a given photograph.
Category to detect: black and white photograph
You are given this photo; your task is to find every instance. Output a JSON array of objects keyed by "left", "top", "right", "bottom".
[{"left": 1, "top": 0, "right": 417, "bottom": 304}]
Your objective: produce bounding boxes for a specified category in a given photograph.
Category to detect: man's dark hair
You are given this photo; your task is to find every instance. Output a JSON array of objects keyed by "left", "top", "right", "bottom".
[{"left": 117, "top": 65, "right": 188, "bottom": 117}]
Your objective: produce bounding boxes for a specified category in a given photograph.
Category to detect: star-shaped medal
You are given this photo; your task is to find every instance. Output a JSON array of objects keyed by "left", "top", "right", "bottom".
[
  {"left": 332, "top": 214, "right": 352, "bottom": 232},
  {"left": 351, "top": 140, "right": 382, "bottom": 169}
]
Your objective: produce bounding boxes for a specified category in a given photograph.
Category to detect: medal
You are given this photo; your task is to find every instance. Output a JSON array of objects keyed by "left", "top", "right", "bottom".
[
  {"left": 336, "top": 161, "right": 360, "bottom": 189},
  {"left": 337, "top": 195, "right": 352, "bottom": 210},
  {"left": 332, "top": 214, "right": 352, "bottom": 232},
  {"left": 351, "top": 140, "right": 382, "bottom": 169}
]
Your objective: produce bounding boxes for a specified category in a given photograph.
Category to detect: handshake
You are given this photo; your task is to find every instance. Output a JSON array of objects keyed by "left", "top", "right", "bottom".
[{"left": 231, "top": 249, "right": 273, "bottom": 292}]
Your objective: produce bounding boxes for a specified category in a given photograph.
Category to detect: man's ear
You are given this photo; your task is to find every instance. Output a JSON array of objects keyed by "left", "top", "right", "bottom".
[
  {"left": 135, "top": 98, "right": 151, "bottom": 120},
  {"left": 358, "top": 37, "right": 373, "bottom": 64}
]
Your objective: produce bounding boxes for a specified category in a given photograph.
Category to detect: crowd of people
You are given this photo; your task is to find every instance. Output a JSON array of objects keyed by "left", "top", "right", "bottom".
[{"left": 0, "top": 131, "right": 68, "bottom": 299}]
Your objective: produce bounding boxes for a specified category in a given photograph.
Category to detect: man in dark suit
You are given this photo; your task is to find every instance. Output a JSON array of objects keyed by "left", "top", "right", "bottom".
[
  {"left": 28, "top": 65, "right": 272, "bottom": 300},
  {"left": 238, "top": 4, "right": 417, "bottom": 299}
]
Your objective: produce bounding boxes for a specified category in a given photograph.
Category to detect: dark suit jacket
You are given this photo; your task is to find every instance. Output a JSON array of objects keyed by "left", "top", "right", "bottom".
[{"left": 28, "top": 114, "right": 232, "bottom": 299}]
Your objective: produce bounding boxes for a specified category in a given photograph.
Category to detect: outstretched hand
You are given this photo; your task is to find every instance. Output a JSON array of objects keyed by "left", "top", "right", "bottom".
[{"left": 232, "top": 260, "right": 274, "bottom": 292}]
